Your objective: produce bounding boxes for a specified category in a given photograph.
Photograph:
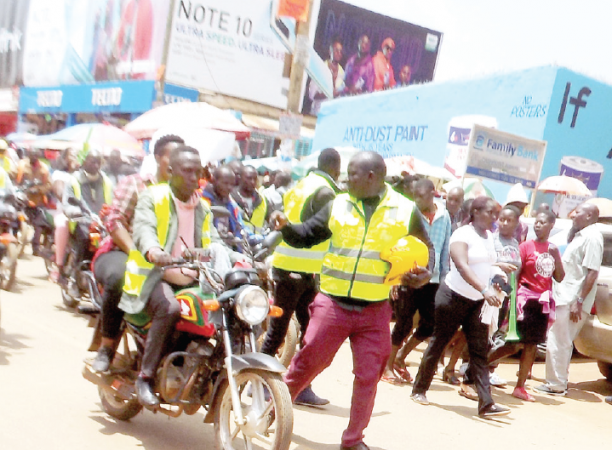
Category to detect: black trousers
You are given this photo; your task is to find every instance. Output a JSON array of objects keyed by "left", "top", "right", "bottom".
[
  {"left": 391, "top": 283, "right": 438, "bottom": 346},
  {"left": 72, "top": 220, "right": 93, "bottom": 265},
  {"left": 413, "top": 282, "right": 494, "bottom": 414},
  {"left": 93, "top": 250, "right": 127, "bottom": 340},
  {"left": 25, "top": 206, "right": 51, "bottom": 251},
  {"left": 140, "top": 281, "right": 183, "bottom": 378},
  {"left": 260, "top": 267, "right": 317, "bottom": 356}
]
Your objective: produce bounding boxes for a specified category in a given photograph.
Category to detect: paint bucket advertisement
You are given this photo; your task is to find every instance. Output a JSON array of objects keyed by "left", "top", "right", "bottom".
[{"left": 559, "top": 156, "right": 604, "bottom": 195}]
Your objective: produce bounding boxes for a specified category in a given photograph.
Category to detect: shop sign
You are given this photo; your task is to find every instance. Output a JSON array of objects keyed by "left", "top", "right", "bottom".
[{"left": 19, "top": 81, "right": 155, "bottom": 114}]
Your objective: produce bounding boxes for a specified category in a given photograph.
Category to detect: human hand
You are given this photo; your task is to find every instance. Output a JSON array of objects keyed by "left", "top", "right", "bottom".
[
  {"left": 401, "top": 265, "right": 431, "bottom": 289},
  {"left": 483, "top": 287, "right": 502, "bottom": 307},
  {"left": 495, "top": 262, "right": 518, "bottom": 274},
  {"left": 570, "top": 299, "right": 583, "bottom": 323},
  {"left": 147, "top": 247, "right": 173, "bottom": 266},
  {"left": 270, "top": 211, "right": 288, "bottom": 230}
]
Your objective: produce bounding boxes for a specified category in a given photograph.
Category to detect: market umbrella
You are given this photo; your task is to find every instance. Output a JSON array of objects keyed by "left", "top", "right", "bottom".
[
  {"left": 292, "top": 147, "right": 360, "bottom": 179},
  {"left": 35, "top": 123, "right": 144, "bottom": 158},
  {"left": 124, "top": 102, "right": 251, "bottom": 140},
  {"left": 537, "top": 175, "right": 591, "bottom": 197},
  {"left": 585, "top": 197, "right": 612, "bottom": 217},
  {"left": 385, "top": 156, "right": 456, "bottom": 181}
]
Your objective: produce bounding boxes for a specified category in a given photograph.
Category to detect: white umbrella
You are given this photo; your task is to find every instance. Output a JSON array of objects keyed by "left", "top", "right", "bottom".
[
  {"left": 124, "top": 102, "right": 250, "bottom": 140},
  {"left": 537, "top": 175, "right": 592, "bottom": 197},
  {"left": 293, "top": 147, "right": 359, "bottom": 179}
]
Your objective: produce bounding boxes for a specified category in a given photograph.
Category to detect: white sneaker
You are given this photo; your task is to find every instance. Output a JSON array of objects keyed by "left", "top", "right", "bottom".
[
  {"left": 489, "top": 372, "right": 507, "bottom": 387},
  {"left": 459, "top": 362, "right": 469, "bottom": 376}
]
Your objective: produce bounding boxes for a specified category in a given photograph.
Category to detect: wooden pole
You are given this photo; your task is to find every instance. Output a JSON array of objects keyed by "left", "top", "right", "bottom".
[{"left": 286, "top": 0, "right": 314, "bottom": 114}]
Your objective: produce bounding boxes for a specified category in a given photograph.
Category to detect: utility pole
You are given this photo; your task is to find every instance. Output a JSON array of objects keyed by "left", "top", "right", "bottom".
[{"left": 286, "top": 0, "right": 314, "bottom": 114}]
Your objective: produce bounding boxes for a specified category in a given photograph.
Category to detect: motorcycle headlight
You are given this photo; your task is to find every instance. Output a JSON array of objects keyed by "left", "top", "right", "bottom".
[{"left": 234, "top": 285, "right": 269, "bottom": 326}]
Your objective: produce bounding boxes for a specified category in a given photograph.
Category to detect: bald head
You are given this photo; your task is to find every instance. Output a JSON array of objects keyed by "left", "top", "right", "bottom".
[
  {"left": 573, "top": 202, "right": 599, "bottom": 231},
  {"left": 239, "top": 165, "right": 258, "bottom": 195},
  {"left": 446, "top": 186, "right": 464, "bottom": 216},
  {"left": 347, "top": 151, "right": 386, "bottom": 199}
]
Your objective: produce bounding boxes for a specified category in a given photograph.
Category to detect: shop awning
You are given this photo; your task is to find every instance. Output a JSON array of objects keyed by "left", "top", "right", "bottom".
[{"left": 241, "top": 114, "right": 315, "bottom": 139}]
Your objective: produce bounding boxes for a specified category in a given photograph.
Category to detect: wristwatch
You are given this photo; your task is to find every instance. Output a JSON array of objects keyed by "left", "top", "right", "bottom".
[{"left": 576, "top": 296, "right": 584, "bottom": 304}]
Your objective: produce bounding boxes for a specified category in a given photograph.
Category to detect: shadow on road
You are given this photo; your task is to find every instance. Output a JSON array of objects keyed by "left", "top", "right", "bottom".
[
  {"left": 427, "top": 402, "right": 514, "bottom": 426},
  {"left": 0, "top": 331, "right": 30, "bottom": 365},
  {"left": 294, "top": 403, "right": 390, "bottom": 420},
  {"left": 292, "top": 433, "right": 387, "bottom": 450},
  {"left": 570, "top": 379, "right": 612, "bottom": 399}
]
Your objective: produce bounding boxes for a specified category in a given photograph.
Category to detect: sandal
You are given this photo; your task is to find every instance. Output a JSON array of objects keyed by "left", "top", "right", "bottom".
[
  {"left": 443, "top": 368, "right": 460, "bottom": 386},
  {"left": 381, "top": 373, "right": 407, "bottom": 385},
  {"left": 512, "top": 386, "right": 535, "bottom": 402},
  {"left": 459, "top": 383, "right": 478, "bottom": 401},
  {"left": 393, "top": 363, "right": 413, "bottom": 383}
]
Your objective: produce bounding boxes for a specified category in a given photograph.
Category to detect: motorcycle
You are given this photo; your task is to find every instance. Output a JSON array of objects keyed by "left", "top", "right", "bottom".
[
  {"left": 11, "top": 184, "right": 33, "bottom": 258},
  {"left": 82, "top": 232, "right": 294, "bottom": 450},
  {"left": 0, "top": 189, "right": 23, "bottom": 291},
  {"left": 60, "top": 197, "right": 107, "bottom": 308}
]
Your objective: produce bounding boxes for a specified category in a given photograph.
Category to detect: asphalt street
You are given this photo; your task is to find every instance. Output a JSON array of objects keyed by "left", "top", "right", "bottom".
[{"left": 1, "top": 254, "right": 611, "bottom": 450}]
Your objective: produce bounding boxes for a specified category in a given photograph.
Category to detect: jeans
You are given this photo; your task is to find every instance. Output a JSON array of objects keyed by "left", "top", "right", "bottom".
[
  {"left": 93, "top": 250, "right": 128, "bottom": 340},
  {"left": 260, "top": 268, "right": 317, "bottom": 356},
  {"left": 412, "top": 283, "right": 494, "bottom": 414},
  {"left": 283, "top": 293, "right": 392, "bottom": 447}
]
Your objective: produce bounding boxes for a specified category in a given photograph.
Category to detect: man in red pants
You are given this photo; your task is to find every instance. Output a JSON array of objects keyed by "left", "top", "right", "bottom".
[{"left": 271, "top": 151, "right": 434, "bottom": 450}]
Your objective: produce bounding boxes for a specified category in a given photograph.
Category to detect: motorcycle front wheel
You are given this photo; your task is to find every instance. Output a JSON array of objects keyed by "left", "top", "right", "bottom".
[{"left": 214, "top": 369, "right": 293, "bottom": 450}]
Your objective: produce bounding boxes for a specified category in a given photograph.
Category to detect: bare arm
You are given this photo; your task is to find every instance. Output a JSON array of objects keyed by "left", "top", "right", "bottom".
[
  {"left": 450, "top": 241, "right": 500, "bottom": 306},
  {"left": 550, "top": 245, "right": 565, "bottom": 283}
]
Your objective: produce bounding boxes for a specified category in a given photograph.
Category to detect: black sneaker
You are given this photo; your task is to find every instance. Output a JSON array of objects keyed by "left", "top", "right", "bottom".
[
  {"left": 478, "top": 403, "right": 511, "bottom": 418},
  {"left": 294, "top": 386, "right": 329, "bottom": 406},
  {"left": 92, "top": 347, "right": 114, "bottom": 373}
]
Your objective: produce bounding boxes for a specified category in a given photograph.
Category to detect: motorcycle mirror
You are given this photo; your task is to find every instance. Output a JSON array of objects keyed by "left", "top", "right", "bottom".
[
  {"left": 262, "top": 230, "right": 283, "bottom": 249},
  {"left": 210, "top": 206, "right": 231, "bottom": 219}
]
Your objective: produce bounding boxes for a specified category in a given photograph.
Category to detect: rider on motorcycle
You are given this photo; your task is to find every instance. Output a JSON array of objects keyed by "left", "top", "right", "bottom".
[
  {"left": 60, "top": 149, "right": 112, "bottom": 291},
  {"left": 120, "top": 145, "right": 228, "bottom": 407},
  {"left": 15, "top": 148, "right": 52, "bottom": 256},
  {"left": 0, "top": 139, "right": 17, "bottom": 180},
  {"left": 231, "top": 165, "right": 271, "bottom": 232},
  {"left": 91, "top": 135, "right": 184, "bottom": 373}
]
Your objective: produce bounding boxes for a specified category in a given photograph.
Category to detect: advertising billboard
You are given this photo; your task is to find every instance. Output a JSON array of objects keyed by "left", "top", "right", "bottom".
[
  {"left": 165, "top": 0, "right": 290, "bottom": 109},
  {"left": 0, "top": 0, "right": 30, "bottom": 88},
  {"left": 303, "top": 0, "right": 442, "bottom": 116},
  {"left": 21, "top": 0, "right": 170, "bottom": 87}
]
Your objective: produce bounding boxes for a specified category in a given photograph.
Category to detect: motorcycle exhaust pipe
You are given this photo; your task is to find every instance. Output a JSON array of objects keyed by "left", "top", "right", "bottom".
[{"left": 82, "top": 364, "right": 135, "bottom": 401}]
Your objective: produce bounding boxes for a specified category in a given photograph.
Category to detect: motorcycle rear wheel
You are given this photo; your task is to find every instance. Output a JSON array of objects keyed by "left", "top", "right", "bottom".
[
  {"left": 214, "top": 369, "right": 293, "bottom": 450},
  {"left": 98, "top": 386, "right": 142, "bottom": 421}
]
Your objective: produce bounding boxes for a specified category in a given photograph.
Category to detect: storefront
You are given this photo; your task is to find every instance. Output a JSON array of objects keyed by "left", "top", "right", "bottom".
[
  {"left": 0, "top": 88, "right": 19, "bottom": 135},
  {"left": 19, "top": 80, "right": 157, "bottom": 135}
]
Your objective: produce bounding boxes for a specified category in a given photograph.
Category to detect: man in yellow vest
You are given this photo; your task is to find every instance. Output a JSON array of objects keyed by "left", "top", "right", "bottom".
[
  {"left": 262, "top": 148, "right": 341, "bottom": 406},
  {"left": 61, "top": 149, "right": 113, "bottom": 292},
  {"left": 120, "top": 145, "right": 219, "bottom": 407},
  {"left": 90, "top": 135, "right": 184, "bottom": 373},
  {"left": 271, "top": 151, "right": 434, "bottom": 450},
  {"left": 0, "top": 166, "right": 13, "bottom": 191},
  {"left": 232, "top": 165, "right": 269, "bottom": 232},
  {"left": 0, "top": 139, "right": 16, "bottom": 180}
]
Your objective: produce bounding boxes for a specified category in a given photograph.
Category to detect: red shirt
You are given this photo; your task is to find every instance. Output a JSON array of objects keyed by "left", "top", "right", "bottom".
[{"left": 519, "top": 240, "right": 556, "bottom": 293}]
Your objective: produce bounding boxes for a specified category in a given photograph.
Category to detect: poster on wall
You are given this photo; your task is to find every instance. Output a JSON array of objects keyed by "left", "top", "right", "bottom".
[
  {"left": 465, "top": 124, "right": 547, "bottom": 189},
  {"left": 165, "top": 0, "right": 290, "bottom": 109},
  {"left": 0, "top": 0, "right": 31, "bottom": 88},
  {"left": 303, "top": 0, "right": 442, "bottom": 116},
  {"left": 21, "top": 0, "right": 170, "bottom": 87}
]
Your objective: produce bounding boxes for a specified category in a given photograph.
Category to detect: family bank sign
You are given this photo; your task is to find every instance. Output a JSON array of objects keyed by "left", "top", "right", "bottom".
[
  {"left": 465, "top": 124, "right": 547, "bottom": 188},
  {"left": 19, "top": 81, "right": 156, "bottom": 114}
]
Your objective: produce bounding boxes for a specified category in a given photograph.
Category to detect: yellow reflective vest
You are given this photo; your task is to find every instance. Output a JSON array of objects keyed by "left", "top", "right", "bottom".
[
  {"left": 0, "top": 167, "right": 8, "bottom": 189},
  {"left": 273, "top": 172, "right": 337, "bottom": 274},
  {"left": 121, "top": 184, "right": 212, "bottom": 313},
  {"left": 244, "top": 193, "right": 267, "bottom": 231},
  {"left": 320, "top": 187, "right": 415, "bottom": 302},
  {"left": 69, "top": 172, "right": 113, "bottom": 232}
]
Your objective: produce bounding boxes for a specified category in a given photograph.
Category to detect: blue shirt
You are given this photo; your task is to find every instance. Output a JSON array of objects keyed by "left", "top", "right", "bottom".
[{"left": 424, "top": 202, "right": 452, "bottom": 283}]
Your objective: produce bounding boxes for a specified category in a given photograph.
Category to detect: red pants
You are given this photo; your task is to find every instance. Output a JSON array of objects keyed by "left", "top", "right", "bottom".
[{"left": 283, "top": 293, "right": 392, "bottom": 447}]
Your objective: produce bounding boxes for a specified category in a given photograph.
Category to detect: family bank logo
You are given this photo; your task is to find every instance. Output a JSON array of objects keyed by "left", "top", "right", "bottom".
[
  {"left": 476, "top": 135, "right": 539, "bottom": 161},
  {"left": 474, "top": 134, "right": 486, "bottom": 150}
]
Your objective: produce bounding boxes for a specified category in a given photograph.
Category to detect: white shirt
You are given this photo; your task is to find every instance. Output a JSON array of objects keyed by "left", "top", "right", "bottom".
[
  {"left": 553, "top": 223, "right": 603, "bottom": 312},
  {"left": 445, "top": 224, "right": 497, "bottom": 300}
]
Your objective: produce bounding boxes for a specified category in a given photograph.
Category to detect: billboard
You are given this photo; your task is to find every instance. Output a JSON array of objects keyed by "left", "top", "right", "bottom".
[
  {"left": 303, "top": 0, "right": 442, "bottom": 116},
  {"left": 0, "top": 0, "right": 30, "bottom": 88},
  {"left": 165, "top": 0, "right": 290, "bottom": 109},
  {"left": 465, "top": 124, "right": 547, "bottom": 189},
  {"left": 21, "top": 0, "right": 170, "bottom": 87}
]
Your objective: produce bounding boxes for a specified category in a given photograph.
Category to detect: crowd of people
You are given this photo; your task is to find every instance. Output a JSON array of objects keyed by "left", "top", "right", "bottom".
[{"left": 2, "top": 134, "right": 611, "bottom": 450}]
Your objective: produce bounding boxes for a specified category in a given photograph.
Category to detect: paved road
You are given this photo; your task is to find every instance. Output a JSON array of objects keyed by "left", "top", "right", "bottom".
[{"left": 1, "top": 255, "right": 611, "bottom": 450}]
